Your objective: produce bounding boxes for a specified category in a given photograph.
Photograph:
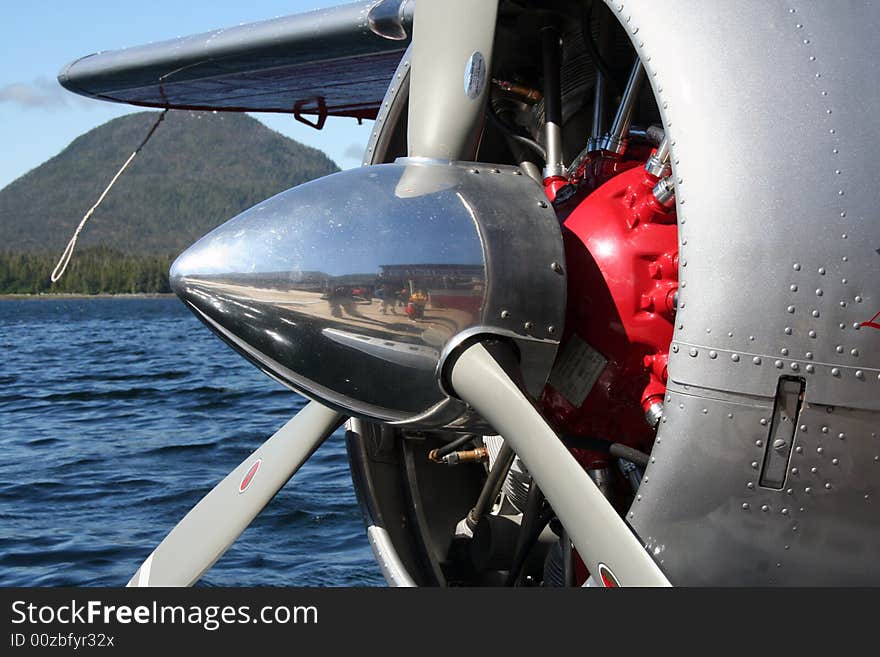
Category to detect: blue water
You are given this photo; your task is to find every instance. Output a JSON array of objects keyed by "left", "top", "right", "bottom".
[{"left": 0, "top": 297, "right": 383, "bottom": 586}]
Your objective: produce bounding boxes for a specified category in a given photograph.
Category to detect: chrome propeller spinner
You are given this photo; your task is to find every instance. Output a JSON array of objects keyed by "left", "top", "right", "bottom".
[{"left": 170, "top": 159, "right": 566, "bottom": 429}]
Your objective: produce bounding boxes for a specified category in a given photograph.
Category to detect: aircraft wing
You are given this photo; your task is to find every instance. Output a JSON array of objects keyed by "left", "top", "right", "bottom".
[{"left": 58, "top": 0, "right": 412, "bottom": 122}]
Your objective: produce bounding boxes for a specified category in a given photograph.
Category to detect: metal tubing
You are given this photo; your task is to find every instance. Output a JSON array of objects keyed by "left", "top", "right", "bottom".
[
  {"left": 467, "top": 441, "right": 515, "bottom": 530},
  {"left": 504, "top": 480, "right": 545, "bottom": 585},
  {"left": 591, "top": 71, "right": 606, "bottom": 143},
  {"left": 542, "top": 27, "right": 562, "bottom": 128},
  {"left": 586, "top": 3, "right": 610, "bottom": 153},
  {"left": 652, "top": 175, "right": 676, "bottom": 208},
  {"left": 541, "top": 26, "right": 565, "bottom": 179},
  {"left": 602, "top": 58, "right": 645, "bottom": 155},
  {"left": 645, "top": 135, "right": 671, "bottom": 178},
  {"left": 450, "top": 342, "right": 671, "bottom": 586}
]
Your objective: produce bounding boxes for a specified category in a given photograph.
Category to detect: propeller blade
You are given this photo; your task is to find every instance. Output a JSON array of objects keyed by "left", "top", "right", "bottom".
[
  {"left": 128, "top": 401, "right": 344, "bottom": 587},
  {"left": 407, "top": 0, "right": 498, "bottom": 160},
  {"left": 449, "top": 342, "right": 671, "bottom": 587}
]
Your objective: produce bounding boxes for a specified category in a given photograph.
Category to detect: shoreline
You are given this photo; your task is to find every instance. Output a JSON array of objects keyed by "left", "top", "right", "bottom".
[{"left": 0, "top": 293, "right": 176, "bottom": 301}]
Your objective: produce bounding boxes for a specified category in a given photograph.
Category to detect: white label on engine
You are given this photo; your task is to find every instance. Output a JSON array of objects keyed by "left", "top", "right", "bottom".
[{"left": 547, "top": 334, "right": 607, "bottom": 407}]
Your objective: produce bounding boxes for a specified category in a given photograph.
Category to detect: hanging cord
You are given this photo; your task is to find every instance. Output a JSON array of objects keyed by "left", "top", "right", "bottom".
[{"left": 50, "top": 109, "right": 169, "bottom": 283}]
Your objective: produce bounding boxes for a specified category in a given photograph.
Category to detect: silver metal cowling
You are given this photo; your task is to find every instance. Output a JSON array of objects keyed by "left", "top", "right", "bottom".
[
  {"left": 170, "top": 159, "right": 565, "bottom": 429},
  {"left": 609, "top": 0, "right": 880, "bottom": 585}
]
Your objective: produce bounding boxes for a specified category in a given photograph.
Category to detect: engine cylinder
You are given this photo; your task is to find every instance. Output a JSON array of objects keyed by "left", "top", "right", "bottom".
[{"left": 540, "top": 165, "right": 678, "bottom": 451}]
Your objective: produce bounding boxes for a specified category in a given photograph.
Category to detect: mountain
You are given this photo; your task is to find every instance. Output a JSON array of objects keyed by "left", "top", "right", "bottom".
[{"left": 0, "top": 111, "right": 340, "bottom": 257}]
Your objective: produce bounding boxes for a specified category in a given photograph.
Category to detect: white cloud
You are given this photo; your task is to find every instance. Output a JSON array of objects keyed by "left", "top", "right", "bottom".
[
  {"left": 343, "top": 142, "right": 365, "bottom": 160},
  {"left": 0, "top": 77, "right": 91, "bottom": 110}
]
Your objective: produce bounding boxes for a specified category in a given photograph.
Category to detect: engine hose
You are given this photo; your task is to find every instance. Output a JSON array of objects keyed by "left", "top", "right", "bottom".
[
  {"left": 559, "top": 434, "right": 651, "bottom": 469},
  {"left": 609, "top": 443, "right": 650, "bottom": 469},
  {"left": 628, "top": 124, "right": 665, "bottom": 146},
  {"left": 646, "top": 124, "right": 666, "bottom": 145},
  {"left": 486, "top": 104, "right": 547, "bottom": 161}
]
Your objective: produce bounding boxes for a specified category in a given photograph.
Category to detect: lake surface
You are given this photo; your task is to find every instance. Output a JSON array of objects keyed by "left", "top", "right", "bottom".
[{"left": 0, "top": 297, "right": 383, "bottom": 586}]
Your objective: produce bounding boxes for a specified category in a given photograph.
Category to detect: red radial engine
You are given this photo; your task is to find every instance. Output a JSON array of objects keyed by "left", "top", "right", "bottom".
[{"left": 540, "top": 162, "right": 678, "bottom": 460}]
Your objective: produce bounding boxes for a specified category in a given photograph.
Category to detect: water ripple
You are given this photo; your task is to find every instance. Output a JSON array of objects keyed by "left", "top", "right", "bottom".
[{"left": 0, "top": 298, "right": 382, "bottom": 587}]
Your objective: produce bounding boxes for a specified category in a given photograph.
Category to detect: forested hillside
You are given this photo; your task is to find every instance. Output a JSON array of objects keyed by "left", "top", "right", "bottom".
[{"left": 0, "top": 249, "right": 172, "bottom": 295}]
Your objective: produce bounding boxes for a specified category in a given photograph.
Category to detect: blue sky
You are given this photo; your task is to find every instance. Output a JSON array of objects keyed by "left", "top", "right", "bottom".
[{"left": 0, "top": 0, "right": 375, "bottom": 189}]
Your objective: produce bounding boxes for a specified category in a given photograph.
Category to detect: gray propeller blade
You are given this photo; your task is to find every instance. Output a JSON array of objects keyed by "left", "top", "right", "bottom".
[
  {"left": 128, "top": 401, "right": 344, "bottom": 587},
  {"left": 408, "top": 0, "right": 498, "bottom": 160},
  {"left": 450, "top": 342, "right": 671, "bottom": 587}
]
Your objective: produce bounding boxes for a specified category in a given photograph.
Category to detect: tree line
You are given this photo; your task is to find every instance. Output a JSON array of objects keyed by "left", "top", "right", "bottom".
[{"left": 0, "top": 248, "right": 173, "bottom": 294}]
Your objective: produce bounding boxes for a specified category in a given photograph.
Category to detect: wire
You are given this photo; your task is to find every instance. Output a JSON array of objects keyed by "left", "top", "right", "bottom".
[
  {"left": 431, "top": 433, "right": 477, "bottom": 460},
  {"left": 51, "top": 110, "right": 169, "bottom": 283}
]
